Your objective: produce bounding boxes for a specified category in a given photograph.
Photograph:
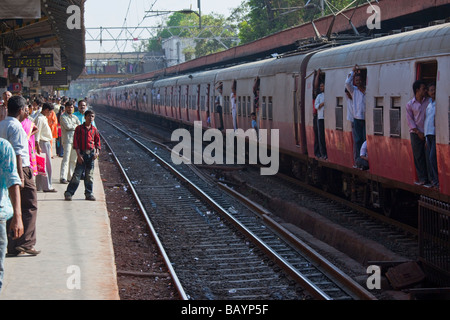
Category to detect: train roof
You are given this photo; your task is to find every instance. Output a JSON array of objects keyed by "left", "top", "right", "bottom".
[
  {"left": 308, "top": 23, "right": 450, "bottom": 70},
  {"left": 215, "top": 59, "right": 273, "bottom": 81}
]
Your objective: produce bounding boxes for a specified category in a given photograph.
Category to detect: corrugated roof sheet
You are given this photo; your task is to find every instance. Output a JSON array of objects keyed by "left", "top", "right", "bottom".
[{"left": 0, "top": 0, "right": 85, "bottom": 83}]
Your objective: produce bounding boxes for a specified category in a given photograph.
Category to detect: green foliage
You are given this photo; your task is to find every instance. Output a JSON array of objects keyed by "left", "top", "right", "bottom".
[
  {"left": 144, "top": 11, "right": 236, "bottom": 59},
  {"left": 142, "top": 0, "right": 356, "bottom": 57},
  {"left": 237, "top": 0, "right": 356, "bottom": 44}
]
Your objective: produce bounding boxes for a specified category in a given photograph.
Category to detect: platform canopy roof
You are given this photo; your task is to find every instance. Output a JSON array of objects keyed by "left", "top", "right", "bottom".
[{"left": 0, "top": 0, "right": 85, "bottom": 84}]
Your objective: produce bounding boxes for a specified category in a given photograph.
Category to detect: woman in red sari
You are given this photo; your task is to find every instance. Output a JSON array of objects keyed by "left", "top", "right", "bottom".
[{"left": 22, "top": 106, "right": 39, "bottom": 176}]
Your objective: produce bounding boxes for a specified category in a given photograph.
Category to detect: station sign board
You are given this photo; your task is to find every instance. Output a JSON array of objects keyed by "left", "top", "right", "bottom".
[{"left": 4, "top": 54, "right": 54, "bottom": 68}]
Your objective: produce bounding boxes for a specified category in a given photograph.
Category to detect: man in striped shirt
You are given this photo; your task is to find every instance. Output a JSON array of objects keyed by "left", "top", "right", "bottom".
[{"left": 64, "top": 110, "right": 101, "bottom": 201}]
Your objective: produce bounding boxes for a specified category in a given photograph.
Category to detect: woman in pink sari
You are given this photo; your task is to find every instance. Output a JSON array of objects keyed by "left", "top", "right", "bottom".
[{"left": 22, "top": 106, "right": 39, "bottom": 176}]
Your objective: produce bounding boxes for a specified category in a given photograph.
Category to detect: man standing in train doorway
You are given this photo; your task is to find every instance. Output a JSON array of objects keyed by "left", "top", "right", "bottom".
[
  {"left": 345, "top": 65, "right": 366, "bottom": 163},
  {"left": 64, "top": 110, "right": 101, "bottom": 201},
  {"left": 406, "top": 80, "right": 431, "bottom": 186},
  {"left": 215, "top": 82, "right": 224, "bottom": 131},
  {"left": 315, "top": 81, "right": 327, "bottom": 160},
  {"left": 231, "top": 81, "right": 237, "bottom": 132}
]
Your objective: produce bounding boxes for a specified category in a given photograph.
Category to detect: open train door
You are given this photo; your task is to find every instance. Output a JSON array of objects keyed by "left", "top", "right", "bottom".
[
  {"left": 293, "top": 75, "right": 301, "bottom": 148},
  {"left": 296, "top": 52, "right": 316, "bottom": 154}
]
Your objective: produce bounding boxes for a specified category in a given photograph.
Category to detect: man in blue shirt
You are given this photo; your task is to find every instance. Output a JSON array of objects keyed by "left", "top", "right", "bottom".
[
  {"left": 74, "top": 100, "right": 96, "bottom": 127},
  {"left": 424, "top": 83, "right": 438, "bottom": 188},
  {"left": 0, "top": 138, "right": 24, "bottom": 292}
]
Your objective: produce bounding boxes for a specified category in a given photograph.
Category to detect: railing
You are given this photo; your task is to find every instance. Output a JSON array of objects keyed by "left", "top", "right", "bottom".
[{"left": 418, "top": 196, "right": 450, "bottom": 286}]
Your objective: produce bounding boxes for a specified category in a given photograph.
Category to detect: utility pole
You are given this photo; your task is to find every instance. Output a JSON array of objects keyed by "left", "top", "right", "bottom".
[{"left": 198, "top": 0, "right": 202, "bottom": 29}]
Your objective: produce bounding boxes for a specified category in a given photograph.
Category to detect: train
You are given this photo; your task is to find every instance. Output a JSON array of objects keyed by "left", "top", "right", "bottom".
[{"left": 89, "top": 22, "right": 450, "bottom": 218}]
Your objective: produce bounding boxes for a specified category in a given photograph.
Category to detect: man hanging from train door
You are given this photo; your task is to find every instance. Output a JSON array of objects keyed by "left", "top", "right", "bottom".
[{"left": 345, "top": 65, "right": 366, "bottom": 164}]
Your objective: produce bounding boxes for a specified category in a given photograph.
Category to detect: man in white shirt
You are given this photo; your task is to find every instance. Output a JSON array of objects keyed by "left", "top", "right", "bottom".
[
  {"left": 30, "top": 98, "right": 43, "bottom": 120},
  {"left": 34, "top": 102, "right": 56, "bottom": 193},
  {"left": 59, "top": 101, "right": 81, "bottom": 183},
  {"left": 356, "top": 140, "right": 369, "bottom": 170},
  {"left": 424, "top": 83, "right": 438, "bottom": 188},
  {"left": 345, "top": 65, "right": 366, "bottom": 164},
  {"left": 0, "top": 95, "right": 40, "bottom": 256},
  {"left": 231, "top": 83, "right": 237, "bottom": 132}
]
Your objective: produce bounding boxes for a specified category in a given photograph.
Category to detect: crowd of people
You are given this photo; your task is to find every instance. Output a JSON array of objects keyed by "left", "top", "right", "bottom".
[
  {"left": 0, "top": 92, "right": 101, "bottom": 293},
  {"left": 312, "top": 65, "right": 439, "bottom": 189}
]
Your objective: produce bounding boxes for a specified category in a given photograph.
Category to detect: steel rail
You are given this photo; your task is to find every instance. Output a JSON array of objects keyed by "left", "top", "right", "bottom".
[
  {"left": 99, "top": 129, "right": 189, "bottom": 301},
  {"left": 217, "top": 182, "right": 378, "bottom": 300},
  {"left": 100, "top": 117, "right": 333, "bottom": 300}
]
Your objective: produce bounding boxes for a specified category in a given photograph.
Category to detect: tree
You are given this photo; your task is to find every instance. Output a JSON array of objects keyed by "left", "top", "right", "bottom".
[
  {"left": 144, "top": 12, "right": 238, "bottom": 60},
  {"left": 234, "top": 0, "right": 357, "bottom": 44}
]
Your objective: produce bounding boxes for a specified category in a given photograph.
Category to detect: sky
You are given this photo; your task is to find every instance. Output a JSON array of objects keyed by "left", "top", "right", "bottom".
[{"left": 84, "top": 0, "right": 244, "bottom": 53}]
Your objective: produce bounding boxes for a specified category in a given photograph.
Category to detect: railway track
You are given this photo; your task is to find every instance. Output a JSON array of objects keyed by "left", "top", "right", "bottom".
[
  {"left": 222, "top": 168, "right": 419, "bottom": 262},
  {"left": 97, "top": 116, "right": 376, "bottom": 300}
]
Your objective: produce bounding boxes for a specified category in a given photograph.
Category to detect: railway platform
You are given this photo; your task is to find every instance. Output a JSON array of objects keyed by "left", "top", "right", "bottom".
[{"left": 0, "top": 153, "right": 120, "bottom": 300}]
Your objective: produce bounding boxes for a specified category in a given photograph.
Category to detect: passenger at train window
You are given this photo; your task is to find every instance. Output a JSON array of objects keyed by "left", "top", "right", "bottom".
[
  {"left": 345, "top": 65, "right": 366, "bottom": 166},
  {"left": 251, "top": 112, "right": 259, "bottom": 140},
  {"left": 315, "top": 82, "right": 327, "bottom": 160},
  {"left": 356, "top": 140, "right": 369, "bottom": 171},
  {"left": 406, "top": 80, "right": 431, "bottom": 187},
  {"left": 424, "top": 83, "right": 438, "bottom": 189}
]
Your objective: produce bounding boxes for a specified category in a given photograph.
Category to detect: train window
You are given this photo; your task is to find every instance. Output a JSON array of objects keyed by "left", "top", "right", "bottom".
[
  {"left": 224, "top": 96, "right": 229, "bottom": 114},
  {"left": 243, "top": 97, "right": 247, "bottom": 117},
  {"left": 374, "top": 97, "right": 384, "bottom": 136},
  {"left": 238, "top": 96, "right": 242, "bottom": 116},
  {"left": 416, "top": 61, "right": 437, "bottom": 85},
  {"left": 335, "top": 97, "right": 344, "bottom": 131},
  {"left": 247, "top": 96, "right": 251, "bottom": 117},
  {"left": 390, "top": 97, "right": 402, "bottom": 138},
  {"left": 268, "top": 97, "right": 273, "bottom": 120},
  {"left": 201, "top": 96, "right": 205, "bottom": 111},
  {"left": 262, "top": 97, "right": 267, "bottom": 120}
]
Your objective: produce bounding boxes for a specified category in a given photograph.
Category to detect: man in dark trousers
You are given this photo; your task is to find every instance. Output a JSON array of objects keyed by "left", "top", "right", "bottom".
[
  {"left": 0, "top": 96, "right": 39, "bottom": 256},
  {"left": 64, "top": 110, "right": 101, "bottom": 201}
]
